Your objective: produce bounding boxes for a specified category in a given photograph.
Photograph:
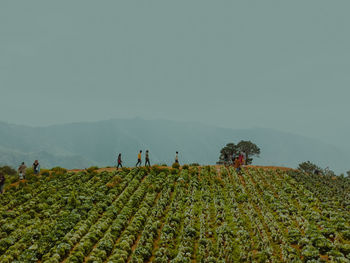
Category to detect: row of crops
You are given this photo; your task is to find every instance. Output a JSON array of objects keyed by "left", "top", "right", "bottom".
[{"left": 0, "top": 166, "right": 350, "bottom": 262}]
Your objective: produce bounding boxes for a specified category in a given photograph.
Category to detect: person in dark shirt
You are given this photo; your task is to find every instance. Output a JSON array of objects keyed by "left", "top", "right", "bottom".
[
  {"left": 145, "top": 150, "right": 151, "bottom": 167},
  {"left": 33, "top": 160, "right": 40, "bottom": 175},
  {"left": 117, "top": 153, "right": 123, "bottom": 169}
]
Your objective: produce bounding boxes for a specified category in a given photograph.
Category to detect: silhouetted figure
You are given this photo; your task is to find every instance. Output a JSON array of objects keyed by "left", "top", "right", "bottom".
[
  {"left": 18, "top": 162, "right": 27, "bottom": 180},
  {"left": 33, "top": 160, "right": 40, "bottom": 175},
  {"left": 117, "top": 153, "right": 123, "bottom": 169},
  {"left": 145, "top": 150, "right": 151, "bottom": 167},
  {"left": 175, "top": 151, "right": 179, "bottom": 164},
  {"left": 0, "top": 172, "right": 5, "bottom": 194},
  {"left": 136, "top": 150, "right": 142, "bottom": 167}
]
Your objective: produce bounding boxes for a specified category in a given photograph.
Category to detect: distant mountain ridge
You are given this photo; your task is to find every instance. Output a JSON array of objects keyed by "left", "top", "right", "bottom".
[{"left": 0, "top": 119, "right": 348, "bottom": 173}]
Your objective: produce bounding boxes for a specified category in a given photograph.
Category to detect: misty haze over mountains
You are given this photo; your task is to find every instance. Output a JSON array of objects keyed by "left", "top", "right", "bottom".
[{"left": 0, "top": 118, "right": 348, "bottom": 174}]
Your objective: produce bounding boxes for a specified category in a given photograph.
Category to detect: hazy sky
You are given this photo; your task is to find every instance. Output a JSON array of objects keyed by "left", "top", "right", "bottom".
[{"left": 1, "top": 1, "right": 349, "bottom": 147}]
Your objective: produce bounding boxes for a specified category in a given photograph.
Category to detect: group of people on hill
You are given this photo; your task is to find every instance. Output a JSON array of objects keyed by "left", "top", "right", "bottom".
[
  {"left": 0, "top": 150, "right": 245, "bottom": 195},
  {"left": 116, "top": 151, "right": 179, "bottom": 169},
  {"left": 0, "top": 160, "right": 40, "bottom": 194},
  {"left": 17, "top": 160, "right": 40, "bottom": 179}
]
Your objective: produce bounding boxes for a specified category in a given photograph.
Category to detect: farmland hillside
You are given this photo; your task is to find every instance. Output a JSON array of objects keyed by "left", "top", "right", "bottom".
[
  {"left": 0, "top": 166, "right": 349, "bottom": 262},
  {"left": 0, "top": 119, "right": 348, "bottom": 173}
]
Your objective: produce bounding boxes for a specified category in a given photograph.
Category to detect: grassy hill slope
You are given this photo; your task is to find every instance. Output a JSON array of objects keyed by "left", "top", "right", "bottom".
[{"left": 0, "top": 166, "right": 349, "bottom": 262}]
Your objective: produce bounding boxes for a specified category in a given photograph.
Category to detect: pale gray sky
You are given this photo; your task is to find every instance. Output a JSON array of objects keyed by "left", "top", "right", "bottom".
[{"left": 1, "top": 1, "right": 349, "bottom": 148}]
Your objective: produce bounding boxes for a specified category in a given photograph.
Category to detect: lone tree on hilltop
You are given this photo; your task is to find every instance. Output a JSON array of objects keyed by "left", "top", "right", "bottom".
[
  {"left": 218, "top": 143, "right": 239, "bottom": 164},
  {"left": 236, "top": 140, "right": 261, "bottom": 165},
  {"left": 218, "top": 141, "right": 260, "bottom": 165}
]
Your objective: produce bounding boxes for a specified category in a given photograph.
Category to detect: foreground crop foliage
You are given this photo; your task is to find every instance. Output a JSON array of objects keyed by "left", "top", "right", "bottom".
[{"left": 0, "top": 166, "right": 350, "bottom": 262}]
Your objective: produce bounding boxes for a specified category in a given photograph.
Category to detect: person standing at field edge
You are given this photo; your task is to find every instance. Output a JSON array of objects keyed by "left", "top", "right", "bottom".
[
  {"left": 136, "top": 150, "right": 142, "bottom": 167},
  {"left": 239, "top": 153, "right": 245, "bottom": 165},
  {"left": 234, "top": 156, "right": 241, "bottom": 173},
  {"left": 175, "top": 151, "right": 179, "bottom": 164},
  {"left": 145, "top": 150, "right": 151, "bottom": 167},
  {"left": 33, "top": 160, "right": 40, "bottom": 175},
  {"left": 18, "top": 162, "right": 27, "bottom": 180},
  {"left": 0, "top": 172, "right": 5, "bottom": 194},
  {"left": 117, "top": 153, "right": 123, "bottom": 169}
]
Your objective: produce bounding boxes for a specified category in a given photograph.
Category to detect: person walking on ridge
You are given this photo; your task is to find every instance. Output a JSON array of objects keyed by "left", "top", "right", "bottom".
[
  {"left": 175, "top": 151, "right": 179, "bottom": 164},
  {"left": 18, "top": 162, "right": 27, "bottom": 180},
  {"left": 33, "top": 160, "right": 40, "bottom": 175},
  {"left": 145, "top": 150, "right": 151, "bottom": 167},
  {"left": 0, "top": 172, "right": 5, "bottom": 194},
  {"left": 136, "top": 150, "right": 142, "bottom": 167},
  {"left": 117, "top": 153, "right": 123, "bottom": 169}
]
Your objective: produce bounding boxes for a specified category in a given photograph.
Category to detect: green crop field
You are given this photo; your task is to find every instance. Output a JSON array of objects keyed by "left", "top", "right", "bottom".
[{"left": 0, "top": 166, "right": 350, "bottom": 263}]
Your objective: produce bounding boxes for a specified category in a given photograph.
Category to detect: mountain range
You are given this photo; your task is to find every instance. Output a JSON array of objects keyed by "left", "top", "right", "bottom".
[{"left": 0, "top": 118, "right": 348, "bottom": 173}]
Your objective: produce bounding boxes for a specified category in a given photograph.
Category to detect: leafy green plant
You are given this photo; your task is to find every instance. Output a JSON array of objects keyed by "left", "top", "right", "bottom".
[
  {"left": 51, "top": 166, "right": 67, "bottom": 175},
  {"left": 86, "top": 166, "right": 99, "bottom": 173},
  {"left": 40, "top": 169, "right": 50, "bottom": 176},
  {"left": 0, "top": 166, "right": 16, "bottom": 176},
  {"left": 172, "top": 162, "right": 180, "bottom": 169},
  {"left": 182, "top": 164, "right": 189, "bottom": 170}
]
